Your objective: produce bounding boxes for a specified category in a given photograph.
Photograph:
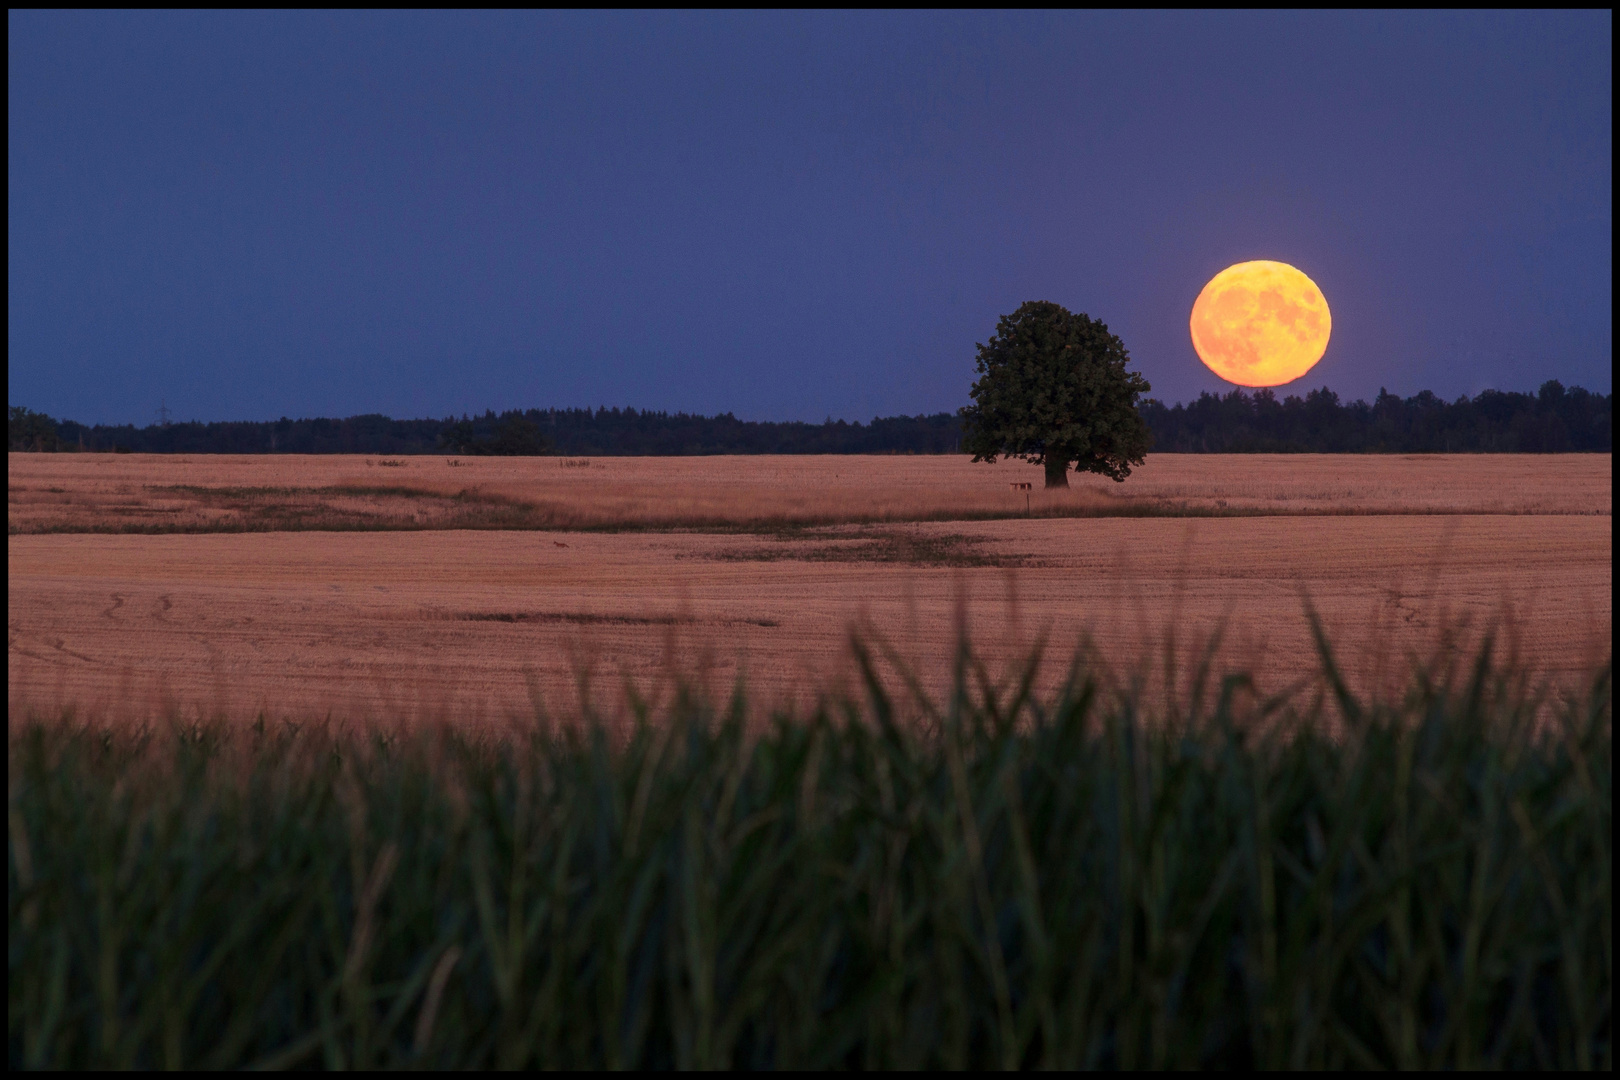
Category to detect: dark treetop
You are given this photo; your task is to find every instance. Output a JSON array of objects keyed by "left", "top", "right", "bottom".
[{"left": 960, "top": 302, "right": 1153, "bottom": 486}]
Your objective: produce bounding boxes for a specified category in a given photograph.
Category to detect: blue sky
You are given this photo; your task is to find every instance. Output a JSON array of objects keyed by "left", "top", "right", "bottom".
[{"left": 9, "top": 11, "right": 1611, "bottom": 425}]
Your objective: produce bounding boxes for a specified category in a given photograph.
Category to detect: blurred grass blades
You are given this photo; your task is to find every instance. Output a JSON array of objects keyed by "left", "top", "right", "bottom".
[{"left": 8, "top": 625, "right": 1612, "bottom": 1068}]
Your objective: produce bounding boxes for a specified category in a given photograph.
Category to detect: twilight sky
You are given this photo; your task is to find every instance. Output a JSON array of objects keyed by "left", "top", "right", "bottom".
[{"left": 8, "top": 11, "right": 1612, "bottom": 426}]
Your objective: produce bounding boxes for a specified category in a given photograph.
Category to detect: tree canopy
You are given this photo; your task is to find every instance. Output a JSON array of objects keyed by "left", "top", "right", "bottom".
[
  {"left": 6, "top": 384, "right": 1608, "bottom": 456},
  {"left": 959, "top": 301, "right": 1153, "bottom": 486},
  {"left": 1138, "top": 381, "right": 1611, "bottom": 453},
  {"left": 438, "top": 414, "right": 550, "bottom": 456},
  {"left": 7, "top": 406, "right": 63, "bottom": 452}
]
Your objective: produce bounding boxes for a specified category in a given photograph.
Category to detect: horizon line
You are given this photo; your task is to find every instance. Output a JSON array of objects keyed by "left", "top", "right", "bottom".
[{"left": 11, "top": 379, "right": 1610, "bottom": 431}]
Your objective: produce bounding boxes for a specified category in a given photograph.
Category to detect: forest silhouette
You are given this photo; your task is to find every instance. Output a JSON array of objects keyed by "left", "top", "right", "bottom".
[{"left": 8, "top": 382, "right": 1610, "bottom": 455}]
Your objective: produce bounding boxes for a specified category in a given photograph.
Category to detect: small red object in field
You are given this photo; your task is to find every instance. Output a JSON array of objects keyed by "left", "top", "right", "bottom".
[
  {"left": 553, "top": 541, "right": 569, "bottom": 547},
  {"left": 1010, "top": 482, "right": 1032, "bottom": 491}
]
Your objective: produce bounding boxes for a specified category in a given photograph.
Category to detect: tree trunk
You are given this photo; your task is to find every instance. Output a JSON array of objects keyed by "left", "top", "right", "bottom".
[{"left": 1044, "top": 456, "right": 1069, "bottom": 488}]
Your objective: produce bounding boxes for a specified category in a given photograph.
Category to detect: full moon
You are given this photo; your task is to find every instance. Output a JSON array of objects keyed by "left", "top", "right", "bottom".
[{"left": 1189, "top": 261, "right": 1331, "bottom": 386}]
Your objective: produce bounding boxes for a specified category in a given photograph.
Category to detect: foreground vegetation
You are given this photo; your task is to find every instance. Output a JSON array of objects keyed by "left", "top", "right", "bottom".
[{"left": 8, "top": 627, "right": 1612, "bottom": 1069}]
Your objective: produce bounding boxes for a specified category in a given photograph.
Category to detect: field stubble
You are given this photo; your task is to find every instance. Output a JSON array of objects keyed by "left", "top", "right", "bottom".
[
  {"left": 7, "top": 452, "right": 1610, "bottom": 534},
  {"left": 6, "top": 450, "right": 1610, "bottom": 722}
]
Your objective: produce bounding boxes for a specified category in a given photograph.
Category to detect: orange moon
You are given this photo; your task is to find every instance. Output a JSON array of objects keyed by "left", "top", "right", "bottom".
[{"left": 1189, "top": 260, "right": 1331, "bottom": 386}]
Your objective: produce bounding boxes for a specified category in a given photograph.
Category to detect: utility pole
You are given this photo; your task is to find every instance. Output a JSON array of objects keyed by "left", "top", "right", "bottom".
[{"left": 155, "top": 400, "right": 172, "bottom": 427}]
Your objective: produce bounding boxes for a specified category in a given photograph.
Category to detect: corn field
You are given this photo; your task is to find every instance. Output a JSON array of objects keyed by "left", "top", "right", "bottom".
[{"left": 8, "top": 625, "right": 1612, "bottom": 1069}]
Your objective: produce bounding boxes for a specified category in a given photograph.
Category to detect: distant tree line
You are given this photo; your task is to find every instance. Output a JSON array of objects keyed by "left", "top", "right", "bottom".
[
  {"left": 8, "top": 383, "right": 1611, "bottom": 456},
  {"left": 1139, "top": 381, "right": 1610, "bottom": 453},
  {"left": 6, "top": 406, "right": 966, "bottom": 456}
]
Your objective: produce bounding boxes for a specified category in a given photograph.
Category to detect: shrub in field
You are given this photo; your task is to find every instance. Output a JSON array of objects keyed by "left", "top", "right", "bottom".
[{"left": 7, "top": 626, "right": 1612, "bottom": 1069}]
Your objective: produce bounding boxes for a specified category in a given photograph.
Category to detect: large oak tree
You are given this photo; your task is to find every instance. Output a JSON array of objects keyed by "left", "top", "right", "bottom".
[{"left": 960, "top": 301, "right": 1153, "bottom": 487}]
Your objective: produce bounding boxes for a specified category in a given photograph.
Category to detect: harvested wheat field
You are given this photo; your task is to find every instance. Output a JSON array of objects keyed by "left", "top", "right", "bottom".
[
  {"left": 8, "top": 453, "right": 1611, "bottom": 721},
  {"left": 8, "top": 451, "right": 1610, "bottom": 533}
]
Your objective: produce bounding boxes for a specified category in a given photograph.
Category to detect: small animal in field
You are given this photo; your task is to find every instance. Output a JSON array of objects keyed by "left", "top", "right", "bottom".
[{"left": 553, "top": 541, "right": 569, "bottom": 548}]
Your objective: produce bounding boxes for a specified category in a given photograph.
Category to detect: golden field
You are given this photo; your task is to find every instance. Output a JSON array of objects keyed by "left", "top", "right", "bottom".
[
  {"left": 7, "top": 451, "right": 1609, "bottom": 533},
  {"left": 7, "top": 453, "right": 1611, "bottom": 720}
]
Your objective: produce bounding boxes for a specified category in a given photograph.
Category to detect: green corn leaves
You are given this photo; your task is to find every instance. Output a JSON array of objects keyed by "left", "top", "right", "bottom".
[{"left": 8, "top": 635, "right": 1611, "bottom": 1069}]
